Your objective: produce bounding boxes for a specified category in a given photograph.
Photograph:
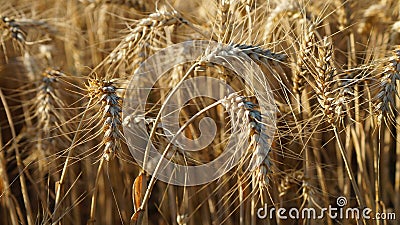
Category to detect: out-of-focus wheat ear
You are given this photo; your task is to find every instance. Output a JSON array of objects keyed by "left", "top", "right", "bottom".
[
  {"left": 263, "top": 1, "right": 300, "bottom": 42},
  {"left": 293, "top": 23, "right": 315, "bottom": 98},
  {"left": 357, "top": 3, "right": 387, "bottom": 34},
  {"left": 79, "top": 0, "right": 151, "bottom": 10},
  {"left": 217, "top": 0, "right": 232, "bottom": 43},
  {"left": 0, "top": 16, "right": 27, "bottom": 62},
  {"left": 27, "top": 68, "right": 68, "bottom": 219},
  {"left": 1, "top": 16, "right": 51, "bottom": 51},
  {"left": 1, "top": 16, "right": 27, "bottom": 44},
  {"left": 390, "top": 21, "right": 400, "bottom": 45},
  {"left": 333, "top": 0, "right": 350, "bottom": 32},
  {"left": 87, "top": 79, "right": 124, "bottom": 161},
  {"left": 23, "top": 52, "right": 40, "bottom": 82},
  {"left": 375, "top": 47, "right": 400, "bottom": 124},
  {"left": 34, "top": 69, "right": 66, "bottom": 175},
  {"left": 36, "top": 69, "right": 65, "bottom": 135},
  {"left": 105, "top": 10, "right": 188, "bottom": 78}
]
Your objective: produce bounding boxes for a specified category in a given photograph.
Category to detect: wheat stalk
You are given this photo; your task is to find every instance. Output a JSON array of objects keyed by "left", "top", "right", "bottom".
[
  {"left": 313, "top": 37, "right": 366, "bottom": 210},
  {"left": 85, "top": 78, "right": 125, "bottom": 224},
  {"left": 217, "top": 0, "right": 232, "bottom": 43},
  {"left": 0, "top": 124, "right": 20, "bottom": 225},
  {"left": 134, "top": 91, "right": 273, "bottom": 220}
]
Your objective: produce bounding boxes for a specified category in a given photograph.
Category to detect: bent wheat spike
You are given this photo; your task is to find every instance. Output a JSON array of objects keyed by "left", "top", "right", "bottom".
[{"left": 221, "top": 93, "right": 272, "bottom": 187}]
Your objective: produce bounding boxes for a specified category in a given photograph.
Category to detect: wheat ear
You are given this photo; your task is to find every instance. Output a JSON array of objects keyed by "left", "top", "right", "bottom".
[
  {"left": 315, "top": 37, "right": 337, "bottom": 123},
  {"left": 221, "top": 93, "right": 272, "bottom": 187},
  {"left": 33, "top": 68, "right": 67, "bottom": 189},
  {"left": 105, "top": 10, "right": 187, "bottom": 75},
  {"left": 1, "top": 16, "right": 26, "bottom": 44},
  {"left": 375, "top": 48, "right": 400, "bottom": 123},
  {"left": 313, "top": 37, "right": 366, "bottom": 210},
  {"left": 87, "top": 79, "right": 124, "bottom": 161},
  {"left": 85, "top": 78, "right": 124, "bottom": 224}
]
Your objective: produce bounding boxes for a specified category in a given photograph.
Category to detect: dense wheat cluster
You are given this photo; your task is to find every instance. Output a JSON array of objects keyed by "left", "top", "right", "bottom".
[{"left": 1, "top": 0, "right": 400, "bottom": 224}]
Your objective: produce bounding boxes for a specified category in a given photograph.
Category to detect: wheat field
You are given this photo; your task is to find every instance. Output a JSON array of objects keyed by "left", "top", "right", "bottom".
[{"left": 0, "top": 0, "right": 399, "bottom": 224}]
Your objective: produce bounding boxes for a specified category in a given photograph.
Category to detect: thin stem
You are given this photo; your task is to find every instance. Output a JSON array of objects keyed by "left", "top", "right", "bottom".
[
  {"left": 53, "top": 98, "right": 93, "bottom": 224},
  {"left": 142, "top": 62, "right": 199, "bottom": 177},
  {"left": 333, "top": 126, "right": 366, "bottom": 211},
  {"left": 250, "top": 174, "right": 256, "bottom": 225},
  {"left": 239, "top": 178, "right": 244, "bottom": 225},
  {"left": 375, "top": 125, "right": 382, "bottom": 225},
  {"left": 88, "top": 158, "right": 105, "bottom": 225},
  {"left": 395, "top": 84, "right": 400, "bottom": 214}
]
